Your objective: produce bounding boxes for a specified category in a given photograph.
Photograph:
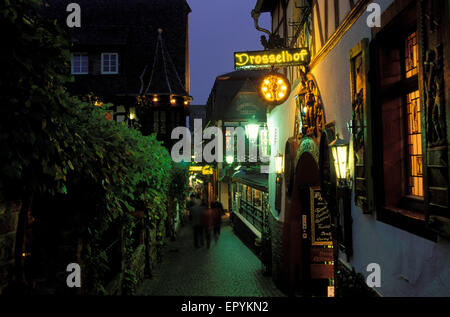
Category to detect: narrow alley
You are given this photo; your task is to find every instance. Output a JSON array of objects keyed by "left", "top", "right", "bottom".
[{"left": 137, "top": 220, "right": 285, "bottom": 297}]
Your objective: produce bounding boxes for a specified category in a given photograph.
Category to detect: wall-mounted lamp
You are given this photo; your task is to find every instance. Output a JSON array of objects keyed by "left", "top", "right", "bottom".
[
  {"left": 274, "top": 153, "right": 284, "bottom": 175},
  {"left": 329, "top": 136, "right": 349, "bottom": 186},
  {"left": 129, "top": 107, "right": 136, "bottom": 120}
]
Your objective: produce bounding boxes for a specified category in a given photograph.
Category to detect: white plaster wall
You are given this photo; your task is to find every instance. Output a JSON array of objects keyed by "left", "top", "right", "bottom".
[{"left": 269, "top": 0, "right": 450, "bottom": 296}]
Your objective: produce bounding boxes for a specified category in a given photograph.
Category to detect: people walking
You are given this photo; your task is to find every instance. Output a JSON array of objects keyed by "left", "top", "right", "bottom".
[
  {"left": 190, "top": 194, "right": 205, "bottom": 248},
  {"left": 211, "top": 201, "right": 223, "bottom": 244},
  {"left": 201, "top": 202, "right": 215, "bottom": 249}
]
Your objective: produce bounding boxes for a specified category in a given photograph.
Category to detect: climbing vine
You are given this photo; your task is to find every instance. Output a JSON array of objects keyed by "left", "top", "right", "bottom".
[{"left": 1, "top": 0, "right": 190, "bottom": 294}]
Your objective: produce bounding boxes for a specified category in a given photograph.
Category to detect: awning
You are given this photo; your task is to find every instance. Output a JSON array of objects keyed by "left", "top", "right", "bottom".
[{"left": 232, "top": 170, "right": 268, "bottom": 192}]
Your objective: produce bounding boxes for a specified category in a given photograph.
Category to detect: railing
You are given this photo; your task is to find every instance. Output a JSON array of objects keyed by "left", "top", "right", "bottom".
[{"left": 238, "top": 199, "right": 263, "bottom": 232}]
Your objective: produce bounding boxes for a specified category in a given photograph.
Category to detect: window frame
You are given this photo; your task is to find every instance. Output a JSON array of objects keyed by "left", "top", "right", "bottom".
[
  {"left": 371, "top": 1, "right": 437, "bottom": 241},
  {"left": 101, "top": 52, "right": 119, "bottom": 75},
  {"left": 71, "top": 53, "right": 89, "bottom": 75}
]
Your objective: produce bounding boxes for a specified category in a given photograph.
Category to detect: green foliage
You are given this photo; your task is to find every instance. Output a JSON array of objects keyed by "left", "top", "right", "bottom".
[
  {"left": 0, "top": 0, "right": 190, "bottom": 294},
  {"left": 169, "top": 162, "right": 190, "bottom": 210}
]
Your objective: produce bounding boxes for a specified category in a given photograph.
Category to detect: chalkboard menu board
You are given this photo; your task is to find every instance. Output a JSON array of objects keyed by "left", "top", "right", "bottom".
[{"left": 310, "top": 187, "right": 332, "bottom": 245}]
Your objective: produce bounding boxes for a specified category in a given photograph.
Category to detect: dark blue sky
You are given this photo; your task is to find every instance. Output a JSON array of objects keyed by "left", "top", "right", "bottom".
[{"left": 187, "top": 0, "right": 271, "bottom": 105}]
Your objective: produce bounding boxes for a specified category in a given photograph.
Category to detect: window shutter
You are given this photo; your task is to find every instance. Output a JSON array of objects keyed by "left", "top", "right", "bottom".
[
  {"left": 418, "top": 0, "right": 450, "bottom": 237},
  {"left": 349, "top": 38, "right": 375, "bottom": 214}
]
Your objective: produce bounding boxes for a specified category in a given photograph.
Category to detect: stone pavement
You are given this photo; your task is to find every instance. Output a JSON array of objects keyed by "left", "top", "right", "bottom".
[{"left": 136, "top": 219, "right": 286, "bottom": 297}]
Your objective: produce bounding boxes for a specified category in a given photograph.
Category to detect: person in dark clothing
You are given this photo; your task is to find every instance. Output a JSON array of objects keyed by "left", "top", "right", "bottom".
[
  {"left": 201, "top": 205, "right": 215, "bottom": 249},
  {"left": 211, "top": 201, "right": 223, "bottom": 244},
  {"left": 190, "top": 195, "right": 205, "bottom": 248}
]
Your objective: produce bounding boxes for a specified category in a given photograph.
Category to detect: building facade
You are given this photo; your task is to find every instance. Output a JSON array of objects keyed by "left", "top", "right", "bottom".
[
  {"left": 252, "top": 0, "right": 450, "bottom": 296},
  {"left": 43, "top": 0, "right": 192, "bottom": 148}
]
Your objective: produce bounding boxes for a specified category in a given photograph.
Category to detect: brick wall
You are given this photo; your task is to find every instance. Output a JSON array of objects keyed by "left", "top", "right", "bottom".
[{"left": 0, "top": 201, "right": 21, "bottom": 294}]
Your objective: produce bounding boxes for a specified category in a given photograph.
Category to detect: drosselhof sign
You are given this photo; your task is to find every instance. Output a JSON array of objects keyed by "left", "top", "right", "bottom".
[{"left": 234, "top": 48, "right": 310, "bottom": 70}]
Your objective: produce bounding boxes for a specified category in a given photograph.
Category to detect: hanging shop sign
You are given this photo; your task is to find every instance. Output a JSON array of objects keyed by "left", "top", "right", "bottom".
[
  {"left": 234, "top": 48, "right": 310, "bottom": 70},
  {"left": 258, "top": 72, "right": 291, "bottom": 106}
]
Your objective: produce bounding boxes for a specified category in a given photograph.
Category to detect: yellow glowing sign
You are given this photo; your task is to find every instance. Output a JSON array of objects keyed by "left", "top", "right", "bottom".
[
  {"left": 189, "top": 165, "right": 214, "bottom": 175},
  {"left": 234, "top": 48, "right": 310, "bottom": 70},
  {"left": 259, "top": 73, "right": 291, "bottom": 106},
  {"left": 202, "top": 166, "right": 213, "bottom": 175},
  {"left": 189, "top": 166, "right": 203, "bottom": 172}
]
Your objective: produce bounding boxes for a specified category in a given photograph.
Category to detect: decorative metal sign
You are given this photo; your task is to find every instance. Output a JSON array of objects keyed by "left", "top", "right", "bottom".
[
  {"left": 234, "top": 48, "right": 310, "bottom": 70},
  {"left": 258, "top": 72, "right": 291, "bottom": 106}
]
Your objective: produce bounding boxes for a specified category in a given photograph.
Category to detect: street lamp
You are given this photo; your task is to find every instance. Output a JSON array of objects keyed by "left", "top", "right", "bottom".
[
  {"left": 245, "top": 122, "right": 260, "bottom": 143},
  {"left": 329, "top": 136, "right": 349, "bottom": 186},
  {"left": 129, "top": 107, "right": 136, "bottom": 120},
  {"left": 225, "top": 155, "right": 234, "bottom": 165}
]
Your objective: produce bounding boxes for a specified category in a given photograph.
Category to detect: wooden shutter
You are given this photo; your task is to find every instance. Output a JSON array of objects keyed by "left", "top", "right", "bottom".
[
  {"left": 349, "top": 38, "right": 375, "bottom": 214},
  {"left": 418, "top": 0, "right": 450, "bottom": 237}
]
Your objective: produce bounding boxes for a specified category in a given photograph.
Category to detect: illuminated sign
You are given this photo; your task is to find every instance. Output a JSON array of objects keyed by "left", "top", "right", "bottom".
[
  {"left": 202, "top": 166, "right": 213, "bottom": 175},
  {"left": 189, "top": 165, "right": 214, "bottom": 175},
  {"left": 234, "top": 48, "right": 310, "bottom": 70},
  {"left": 189, "top": 166, "right": 203, "bottom": 172},
  {"left": 259, "top": 73, "right": 291, "bottom": 106}
]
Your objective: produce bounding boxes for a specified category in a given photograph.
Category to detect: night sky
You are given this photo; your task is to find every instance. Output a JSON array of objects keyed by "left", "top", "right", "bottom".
[{"left": 188, "top": 0, "right": 271, "bottom": 105}]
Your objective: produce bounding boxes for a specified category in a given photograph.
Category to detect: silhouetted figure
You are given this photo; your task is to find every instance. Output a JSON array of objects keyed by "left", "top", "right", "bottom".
[
  {"left": 201, "top": 204, "right": 215, "bottom": 249},
  {"left": 190, "top": 195, "right": 205, "bottom": 248},
  {"left": 211, "top": 201, "right": 223, "bottom": 244}
]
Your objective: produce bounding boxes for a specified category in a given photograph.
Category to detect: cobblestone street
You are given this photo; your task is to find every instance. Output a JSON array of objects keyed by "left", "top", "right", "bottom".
[{"left": 137, "top": 219, "right": 286, "bottom": 297}]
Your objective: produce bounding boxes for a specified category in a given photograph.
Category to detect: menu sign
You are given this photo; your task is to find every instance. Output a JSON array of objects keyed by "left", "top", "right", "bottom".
[{"left": 310, "top": 187, "right": 332, "bottom": 246}]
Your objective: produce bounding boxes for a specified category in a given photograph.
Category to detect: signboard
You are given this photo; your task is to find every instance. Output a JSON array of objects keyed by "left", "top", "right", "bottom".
[
  {"left": 189, "top": 166, "right": 203, "bottom": 172},
  {"left": 310, "top": 247, "right": 334, "bottom": 262},
  {"left": 202, "top": 166, "right": 213, "bottom": 175},
  {"left": 310, "top": 187, "right": 332, "bottom": 246},
  {"left": 234, "top": 48, "right": 310, "bottom": 70},
  {"left": 189, "top": 165, "right": 214, "bottom": 175},
  {"left": 327, "top": 286, "right": 335, "bottom": 297}
]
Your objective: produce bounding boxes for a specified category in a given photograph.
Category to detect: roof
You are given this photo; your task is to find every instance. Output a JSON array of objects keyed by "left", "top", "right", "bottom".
[
  {"left": 232, "top": 170, "right": 268, "bottom": 191},
  {"left": 140, "top": 29, "right": 189, "bottom": 97},
  {"left": 206, "top": 70, "right": 269, "bottom": 122},
  {"left": 40, "top": 0, "right": 191, "bottom": 98}
]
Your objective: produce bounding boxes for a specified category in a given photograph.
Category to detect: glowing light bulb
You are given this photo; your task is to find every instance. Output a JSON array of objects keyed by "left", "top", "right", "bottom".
[
  {"left": 264, "top": 80, "right": 269, "bottom": 85},
  {"left": 153, "top": 96, "right": 159, "bottom": 102},
  {"left": 278, "top": 93, "right": 285, "bottom": 99},
  {"left": 277, "top": 79, "right": 283, "bottom": 85},
  {"left": 170, "top": 98, "right": 176, "bottom": 105},
  {"left": 262, "top": 87, "right": 268, "bottom": 92},
  {"left": 281, "top": 85, "right": 287, "bottom": 91},
  {"left": 266, "top": 93, "right": 271, "bottom": 99}
]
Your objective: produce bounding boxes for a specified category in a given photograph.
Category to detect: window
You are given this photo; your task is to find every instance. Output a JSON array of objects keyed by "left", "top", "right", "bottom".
[
  {"left": 101, "top": 53, "right": 119, "bottom": 74},
  {"left": 406, "top": 89, "right": 423, "bottom": 197},
  {"left": 378, "top": 29, "right": 423, "bottom": 207},
  {"left": 71, "top": 53, "right": 88, "bottom": 74}
]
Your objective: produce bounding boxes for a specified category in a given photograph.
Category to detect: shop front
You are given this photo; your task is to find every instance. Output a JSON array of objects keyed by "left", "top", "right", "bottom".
[{"left": 230, "top": 172, "right": 271, "bottom": 273}]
